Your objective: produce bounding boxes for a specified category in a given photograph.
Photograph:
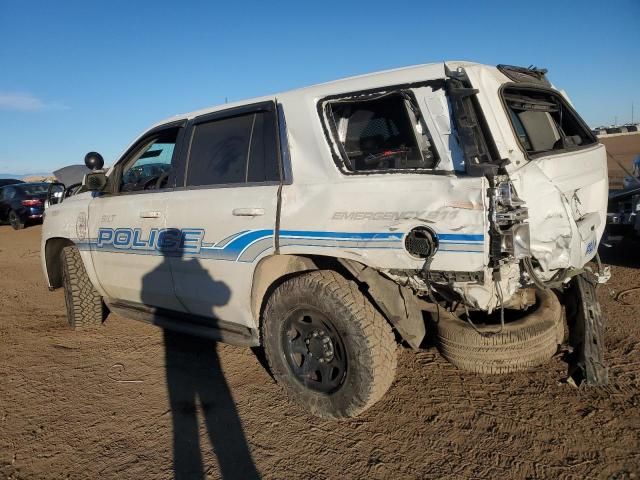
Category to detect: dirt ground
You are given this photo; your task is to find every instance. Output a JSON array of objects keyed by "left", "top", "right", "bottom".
[
  {"left": 1, "top": 223, "right": 639, "bottom": 479},
  {"left": 601, "top": 133, "right": 640, "bottom": 189}
]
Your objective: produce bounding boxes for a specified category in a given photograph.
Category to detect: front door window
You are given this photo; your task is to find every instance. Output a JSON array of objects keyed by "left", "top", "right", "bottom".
[{"left": 120, "top": 130, "right": 178, "bottom": 192}]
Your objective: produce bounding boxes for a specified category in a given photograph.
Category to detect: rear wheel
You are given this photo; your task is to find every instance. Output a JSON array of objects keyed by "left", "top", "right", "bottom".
[
  {"left": 262, "top": 270, "right": 397, "bottom": 418},
  {"left": 61, "top": 246, "right": 107, "bottom": 329},
  {"left": 9, "top": 210, "right": 24, "bottom": 230}
]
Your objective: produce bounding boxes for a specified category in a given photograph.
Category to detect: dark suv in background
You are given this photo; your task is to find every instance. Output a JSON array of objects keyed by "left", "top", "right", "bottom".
[
  {"left": 0, "top": 183, "right": 49, "bottom": 229},
  {"left": 0, "top": 179, "right": 24, "bottom": 187}
]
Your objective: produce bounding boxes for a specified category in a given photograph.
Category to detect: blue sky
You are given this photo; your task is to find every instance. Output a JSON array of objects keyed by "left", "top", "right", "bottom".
[{"left": 0, "top": 0, "right": 638, "bottom": 175}]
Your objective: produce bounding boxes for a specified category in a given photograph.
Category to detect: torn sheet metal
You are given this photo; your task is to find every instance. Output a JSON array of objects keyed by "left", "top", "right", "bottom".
[
  {"left": 278, "top": 62, "right": 607, "bottom": 312},
  {"left": 510, "top": 144, "right": 607, "bottom": 273}
]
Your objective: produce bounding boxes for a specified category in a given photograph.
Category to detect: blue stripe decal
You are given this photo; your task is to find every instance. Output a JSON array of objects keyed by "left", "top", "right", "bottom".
[
  {"left": 280, "top": 230, "right": 404, "bottom": 240},
  {"left": 76, "top": 229, "right": 486, "bottom": 262},
  {"left": 437, "top": 233, "right": 484, "bottom": 242},
  {"left": 439, "top": 249, "right": 485, "bottom": 253},
  {"left": 200, "top": 229, "right": 273, "bottom": 261}
]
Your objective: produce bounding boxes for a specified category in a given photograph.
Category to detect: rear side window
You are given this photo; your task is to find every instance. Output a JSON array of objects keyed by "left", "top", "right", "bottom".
[
  {"left": 17, "top": 184, "right": 48, "bottom": 195},
  {"left": 503, "top": 87, "right": 596, "bottom": 157},
  {"left": 186, "top": 111, "right": 279, "bottom": 187},
  {"left": 324, "top": 92, "right": 439, "bottom": 172}
]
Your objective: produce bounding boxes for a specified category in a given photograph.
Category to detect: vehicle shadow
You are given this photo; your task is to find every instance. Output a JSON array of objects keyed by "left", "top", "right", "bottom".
[
  {"left": 599, "top": 234, "right": 640, "bottom": 269},
  {"left": 141, "top": 241, "right": 260, "bottom": 480}
]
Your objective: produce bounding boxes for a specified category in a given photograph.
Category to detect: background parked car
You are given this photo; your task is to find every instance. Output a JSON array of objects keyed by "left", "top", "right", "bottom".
[
  {"left": 0, "top": 179, "right": 25, "bottom": 187},
  {"left": 0, "top": 182, "right": 49, "bottom": 230}
]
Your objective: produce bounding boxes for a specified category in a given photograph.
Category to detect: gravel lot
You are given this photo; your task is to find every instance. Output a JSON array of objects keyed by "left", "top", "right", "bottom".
[{"left": 0, "top": 224, "right": 639, "bottom": 479}]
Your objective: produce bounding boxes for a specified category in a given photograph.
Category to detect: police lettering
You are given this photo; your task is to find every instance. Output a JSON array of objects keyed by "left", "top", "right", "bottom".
[{"left": 96, "top": 228, "right": 205, "bottom": 254}]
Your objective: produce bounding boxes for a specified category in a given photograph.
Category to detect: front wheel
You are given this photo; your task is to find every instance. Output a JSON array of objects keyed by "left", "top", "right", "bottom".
[
  {"left": 61, "top": 246, "right": 107, "bottom": 329},
  {"left": 262, "top": 270, "right": 397, "bottom": 419}
]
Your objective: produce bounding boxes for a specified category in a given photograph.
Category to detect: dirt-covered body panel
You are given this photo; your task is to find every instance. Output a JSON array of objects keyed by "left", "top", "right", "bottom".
[{"left": 278, "top": 175, "right": 488, "bottom": 272}]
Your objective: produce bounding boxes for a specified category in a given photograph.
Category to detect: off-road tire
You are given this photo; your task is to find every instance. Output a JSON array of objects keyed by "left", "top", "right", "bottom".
[
  {"left": 262, "top": 270, "right": 397, "bottom": 418},
  {"left": 61, "top": 246, "right": 106, "bottom": 329},
  {"left": 9, "top": 210, "right": 24, "bottom": 230},
  {"left": 436, "top": 289, "right": 562, "bottom": 374},
  {"left": 555, "top": 307, "right": 567, "bottom": 345}
]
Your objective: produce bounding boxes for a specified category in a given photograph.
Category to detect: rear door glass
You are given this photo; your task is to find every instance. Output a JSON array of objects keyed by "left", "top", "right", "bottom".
[
  {"left": 185, "top": 111, "right": 279, "bottom": 187},
  {"left": 17, "top": 184, "right": 49, "bottom": 195}
]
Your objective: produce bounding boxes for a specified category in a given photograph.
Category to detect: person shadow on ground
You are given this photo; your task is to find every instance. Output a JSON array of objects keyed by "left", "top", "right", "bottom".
[{"left": 141, "top": 232, "right": 260, "bottom": 479}]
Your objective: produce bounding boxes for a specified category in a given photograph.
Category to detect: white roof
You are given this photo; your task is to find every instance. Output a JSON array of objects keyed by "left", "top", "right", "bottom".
[{"left": 150, "top": 61, "right": 482, "bottom": 129}]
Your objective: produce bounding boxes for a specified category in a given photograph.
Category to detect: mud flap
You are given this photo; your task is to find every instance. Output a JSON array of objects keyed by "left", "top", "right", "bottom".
[{"left": 566, "top": 273, "right": 609, "bottom": 385}]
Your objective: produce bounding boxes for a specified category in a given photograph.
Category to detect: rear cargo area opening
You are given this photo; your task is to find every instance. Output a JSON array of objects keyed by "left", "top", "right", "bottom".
[{"left": 503, "top": 87, "right": 596, "bottom": 157}]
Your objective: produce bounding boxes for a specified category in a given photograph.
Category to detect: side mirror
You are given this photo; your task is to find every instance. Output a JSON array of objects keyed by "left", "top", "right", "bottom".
[
  {"left": 85, "top": 151, "right": 105, "bottom": 171},
  {"left": 83, "top": 172, "right": 108, "bottom": 192},
  {"left": 45, "top": 182, "right": 66, "bottom": 208}
]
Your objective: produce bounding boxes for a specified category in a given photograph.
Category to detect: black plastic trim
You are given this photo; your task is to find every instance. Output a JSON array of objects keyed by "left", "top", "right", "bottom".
[
  {"left": 170, "top": 181, "right": 282, "bottom": 192},
  {"left": 106, "top": 299, "right": 259, "bottom": 347},
  {"left": 276, "top": 103, "right": 293, "bottom": 184},
  {"left": 497, "top": 64, "right": 551, "bottom": 87},
  {"left": 190, "top": 101, "right": 274, "bottom": 126},
  {"left": 446, "top": 77, "right": 499, "bottom": 176}
]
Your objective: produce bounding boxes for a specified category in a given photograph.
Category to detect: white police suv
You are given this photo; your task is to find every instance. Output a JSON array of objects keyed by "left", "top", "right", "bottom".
[{"left": 42, "top": 62, "right": 609, "bottom": 418}]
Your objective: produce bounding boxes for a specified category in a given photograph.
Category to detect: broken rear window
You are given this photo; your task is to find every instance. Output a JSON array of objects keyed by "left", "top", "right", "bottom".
[
  {"left": 324, "top": 92, "right": 439, "bottom": 172},
  {"left": 503, "top": 87, "right": 596, "bottom": 157}
]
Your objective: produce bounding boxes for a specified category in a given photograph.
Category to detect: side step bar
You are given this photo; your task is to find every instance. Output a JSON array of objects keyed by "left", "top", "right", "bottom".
[{"left": 106, "top": 299, "right": 260, "bottom": 347}]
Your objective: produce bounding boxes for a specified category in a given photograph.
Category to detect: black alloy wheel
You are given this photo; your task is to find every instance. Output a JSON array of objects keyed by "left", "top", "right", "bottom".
[
  {"left": 262, "top": 270, "right": 397, "bottom": 418},
  {"left": 281, "top": 307, "right": 347, "bottom": 393}
]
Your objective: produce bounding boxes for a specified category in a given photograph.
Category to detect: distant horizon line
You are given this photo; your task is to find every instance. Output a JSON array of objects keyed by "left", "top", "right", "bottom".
[{"left": 0, "top": 172, "right": 53, "bottom": 179}]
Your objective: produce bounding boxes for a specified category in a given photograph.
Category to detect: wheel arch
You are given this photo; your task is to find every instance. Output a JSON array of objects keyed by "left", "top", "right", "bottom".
[
  {"left": 250, "top": 254, "right": 319, "bottom": 325},
  {"left": 251, "top": 254, "right": 426, "bottom": 349},
  {"left": 44, "top": 237, "right": 76, "bottom": 288}
]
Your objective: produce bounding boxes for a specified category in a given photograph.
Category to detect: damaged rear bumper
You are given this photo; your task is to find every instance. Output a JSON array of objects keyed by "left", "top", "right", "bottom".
[{"left": 566, "top": 273, "right": 609, "bottom": 385}]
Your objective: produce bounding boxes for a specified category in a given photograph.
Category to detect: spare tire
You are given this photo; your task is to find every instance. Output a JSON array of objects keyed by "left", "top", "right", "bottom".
[{"left": 436, "top": 289, "right": 562, "bottom": 374}]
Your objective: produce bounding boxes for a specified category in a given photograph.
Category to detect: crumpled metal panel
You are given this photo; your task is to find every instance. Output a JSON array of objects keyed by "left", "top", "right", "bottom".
[
  {"left": 511, "top": 145, "right": 607, "bottom": 273},
  {"left": 459, "top": 63, "right": 608, "bottom": 276},
  {"left": 279, "top": 174, "right": 489, "bottom": 273}
]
